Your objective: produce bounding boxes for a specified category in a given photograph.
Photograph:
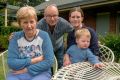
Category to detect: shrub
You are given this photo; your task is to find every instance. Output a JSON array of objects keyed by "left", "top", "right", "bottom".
[
  {"left": 0, "top": 35, "right": 8, "bottom": 52},
  {"left": 0, "top": 16, "right": 4, "bottom": 26},
  {"left": 99, "top": 33, "right": 120, "bottom": 62},
  {"left": 0, "top": 26, "right": 21, "bottom": 35},
  {"left": 0, "top": 26, "right": 21, "bottom": 52}
]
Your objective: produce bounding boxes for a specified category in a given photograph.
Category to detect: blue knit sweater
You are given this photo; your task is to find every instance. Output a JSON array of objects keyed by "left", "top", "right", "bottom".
[
  {"left": 67, "top": 25, "right": 99, "bottom": 56},
  {"left": 37, "top": 17, "right": 73, "bottom": 51},
  {"left": 8, "top": 30, "right": 54, "bottom": 76},
  {"left": 66, "top": 45, "right": 100, "bottom": 64}
]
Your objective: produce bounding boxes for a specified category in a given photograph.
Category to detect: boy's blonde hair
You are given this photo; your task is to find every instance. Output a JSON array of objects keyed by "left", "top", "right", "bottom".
[
  {"left": 16, "top": 6, "right": 37, "bottom": 24},
  {"left": 75, "top": 28, "right": 91, "bottom": 39}
]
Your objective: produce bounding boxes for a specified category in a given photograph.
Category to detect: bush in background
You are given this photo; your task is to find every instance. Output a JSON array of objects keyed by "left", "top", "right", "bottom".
[
  {"left": 0, "top": 16, "right": 4, "bottom": 26},
  {"left": 0, "top": 26, "right": 21, "bottom": 52},
  {"left": 99, "top": 33, "right": 120, "bottom": 62},
  {"left": 0, "top": 26, "right": 21, "bottom": 35},
  {"left": 0, "top": 35, "right": 8, "bottom": 52}
]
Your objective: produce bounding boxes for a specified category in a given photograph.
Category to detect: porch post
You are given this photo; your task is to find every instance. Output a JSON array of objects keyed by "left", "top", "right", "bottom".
[{"left": 5, "top": 7, "right": 7, "bottom": 27}]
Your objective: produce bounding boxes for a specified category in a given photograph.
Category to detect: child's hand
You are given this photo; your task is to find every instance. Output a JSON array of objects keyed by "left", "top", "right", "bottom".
[
  {"left": 63, "top": 54, "right": 71, "bottom": 67},
  {"left": 63, "top": 60, "right": 71, "bottom": 67},
  {"left": 93, "top": 63, "right": 105, "bottom": 68}
]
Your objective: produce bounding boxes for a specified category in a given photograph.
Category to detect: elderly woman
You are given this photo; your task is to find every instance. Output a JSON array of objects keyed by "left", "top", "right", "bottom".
[{"left": 7, "top": 6, "right": 54, "bottom": 80}]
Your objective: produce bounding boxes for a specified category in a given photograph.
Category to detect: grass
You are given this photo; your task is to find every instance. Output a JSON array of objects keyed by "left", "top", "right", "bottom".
[
  {"left": 0, "top": 56, "right": 6, "bottom": 80},
  {"left": 0, "top": 51, "right": 8, "bottom": 80}
]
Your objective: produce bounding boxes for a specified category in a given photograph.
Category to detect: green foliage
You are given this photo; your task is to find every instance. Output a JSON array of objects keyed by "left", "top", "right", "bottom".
[
  {"left": 99, "top": 33, "right": 120, "bottom": 62},
  {"left": 0, "top": 50, "right": 7, "bottom": 80},
  {"left": 0, "top": 26, "right": 21, "bottom": 51},
  {"left": 0, "top": 26, "right": 21, "bottom": 35},
  {"left": 0, "top": 35, "right": 8, "bottom": 52},
  {"left": 0, "top": 16, "right": 4, "bottom": 26},
  {"left": 0, "top": 56, "right": 5, "bottom": 80},
  {"left": 7, "top": 0, "right": 45, "bottom": 6}
]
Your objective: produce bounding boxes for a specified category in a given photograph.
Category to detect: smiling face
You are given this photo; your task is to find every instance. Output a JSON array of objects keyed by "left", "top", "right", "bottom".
[
  {"left": 69, "top": 7, "right": 84, "bottom": 29},
  {"left": 44, "top": 5, "right": 59, "bottom": 27},
  {"left": 69, "top": 11, "right": 83, "bottom": 29}
]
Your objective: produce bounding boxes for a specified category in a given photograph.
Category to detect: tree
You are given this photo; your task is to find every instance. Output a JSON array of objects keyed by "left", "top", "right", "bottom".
[
  {"left": 0, "top": 16, "right": 4, "bottom": 26},
  {"left": 7, "top": 0, "right": 45, "bottom": 6},
  {"left": 0, "top": 2, "right": 7, "bottom": 9}
]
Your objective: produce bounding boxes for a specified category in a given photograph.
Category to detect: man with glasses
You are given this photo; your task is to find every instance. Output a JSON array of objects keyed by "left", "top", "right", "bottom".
[{"left": 37, "top": 4, "right": 73, "bottom": 69}]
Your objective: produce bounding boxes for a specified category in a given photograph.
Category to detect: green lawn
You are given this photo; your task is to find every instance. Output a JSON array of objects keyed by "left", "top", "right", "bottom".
[
  {"left": 0, "top": 51, "right": 8, "bottom": 80},
  {"left": 0, "top": 56, "right": 6, "bottom": 80}
]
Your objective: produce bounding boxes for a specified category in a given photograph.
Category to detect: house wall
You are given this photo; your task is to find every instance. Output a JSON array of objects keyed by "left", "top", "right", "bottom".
[
  {"left": 84, "top": 11, "right": 96, "bottom": 30},
  {"left": 37, "top": 3, "right": 120, "bottom": 35},
  {"left": 59, "top": 2, "right": 120, "bottom": 35},
  {"left": 59, "top": 10, "right": 97, "bottom": 31},
  {"left": 110, "top": 12, "right": 116, "bottom": 33},
  {"left": 59, "top": 10, "right": 117, "bottom": 35},
  {"left": 116, "top": 12, "right": 120, "bottom": 33},
  {"left": 38, "top": 11, "right": 118, "bottom": 35},
  {"left": 96, "top": 13, "right": 110, "bottom": 35}
]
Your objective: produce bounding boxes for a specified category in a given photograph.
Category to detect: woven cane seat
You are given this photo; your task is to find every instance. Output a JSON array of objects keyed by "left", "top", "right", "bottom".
[
  {"left": 99, "top": 44, "right": 114, "bottom": 62},
  {"left": 52, "top": 62, "right": 120, "bottom": 80}
]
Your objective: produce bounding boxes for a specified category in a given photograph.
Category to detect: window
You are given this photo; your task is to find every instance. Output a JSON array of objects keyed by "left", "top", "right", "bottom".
[{"left": 116, "top": 12, "right": 120, "bottom": 33}]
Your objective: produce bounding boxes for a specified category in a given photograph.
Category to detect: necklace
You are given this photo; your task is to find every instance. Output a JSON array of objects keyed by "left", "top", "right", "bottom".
[
  {"left": 24, "top": 33, "right": 36, "bottom": 42},
  {"left": 24, "top": 30, "right": 38, "bottom": 42}
]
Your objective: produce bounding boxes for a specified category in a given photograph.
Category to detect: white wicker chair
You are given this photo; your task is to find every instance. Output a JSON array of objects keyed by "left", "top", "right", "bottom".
[
  {"left": 52, "top": 45, "right": 115, "bottom": 80},
  {"left": 53, "top": 55, "right": 58, "bottom": 74},
  {"left": 99, "top": 44, "right": 114, "bottom": 62},
  {"left": 0, "top": 50, "right": 8, "bottom": 80},
  {"left": 52, "top": 62, "right": 120, "bottom": 80},
  {"left": 0, "top": 50, "right": 58, "bottom": 80}
]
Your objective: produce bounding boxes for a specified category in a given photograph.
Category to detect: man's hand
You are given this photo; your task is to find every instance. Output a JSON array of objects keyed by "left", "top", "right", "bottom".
[{"left": 8, "top": 32, "right": 14, "bottom": 40}]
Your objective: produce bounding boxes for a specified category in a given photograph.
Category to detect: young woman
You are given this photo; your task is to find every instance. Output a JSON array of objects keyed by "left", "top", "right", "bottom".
[{"left": 67, "top": 7, "right": 99, "bottom": 56}]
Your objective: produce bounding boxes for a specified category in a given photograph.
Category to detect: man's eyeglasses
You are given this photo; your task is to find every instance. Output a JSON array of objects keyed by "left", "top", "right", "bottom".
[{"left": 46, "top": 15, "right": 58, "bottom": 18}]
